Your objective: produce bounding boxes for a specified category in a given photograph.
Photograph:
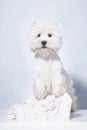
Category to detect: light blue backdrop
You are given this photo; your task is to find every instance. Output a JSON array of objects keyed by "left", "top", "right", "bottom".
[{"left": 0, "top": 0, "right": 87, "bottom": 109}]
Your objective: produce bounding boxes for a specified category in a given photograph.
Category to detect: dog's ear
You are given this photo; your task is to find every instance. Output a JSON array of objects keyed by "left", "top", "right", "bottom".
[
  {"left": 54, "top": 21, "right": 58, "bottom": 26},
  {"left": 30, "top": 21, "right": 37, "bottom": 28},
  {"left": 53, "top": 21, "right": 59, "bottom": 28},
  {"left": 33, "top": 21, "right": 37, "bottom": 25}
]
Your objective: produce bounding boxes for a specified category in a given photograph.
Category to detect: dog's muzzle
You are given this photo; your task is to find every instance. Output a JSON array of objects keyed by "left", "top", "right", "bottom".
[{"left": 41, "top": 40, "right": 47, "bottom": 48}]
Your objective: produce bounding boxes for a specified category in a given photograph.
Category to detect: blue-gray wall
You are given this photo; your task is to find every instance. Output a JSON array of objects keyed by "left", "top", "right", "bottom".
[{"left": 0, "top": 0, "right": 87, "bottom": 109}]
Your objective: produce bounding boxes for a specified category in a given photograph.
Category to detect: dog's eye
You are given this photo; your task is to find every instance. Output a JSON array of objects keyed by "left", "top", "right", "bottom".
[
  {"left": 37, "top": 33, "right": 41, "bottom": 37},
  {"left": 48, "top": 34, "right": 52, "bottom": 37}
]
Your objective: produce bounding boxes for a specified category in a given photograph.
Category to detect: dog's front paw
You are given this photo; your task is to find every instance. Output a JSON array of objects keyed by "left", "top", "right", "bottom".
[
  {"left": 35, "top": 95, "right": 42, "bottom": 100},
  {"left": 35, "top": 93, "right": 47, "bottom": 100}
]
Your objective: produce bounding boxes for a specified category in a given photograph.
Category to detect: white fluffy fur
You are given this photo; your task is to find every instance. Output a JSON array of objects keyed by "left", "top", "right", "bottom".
[{"left": 29, "top": 21, "right": 76, "bottom": 112}]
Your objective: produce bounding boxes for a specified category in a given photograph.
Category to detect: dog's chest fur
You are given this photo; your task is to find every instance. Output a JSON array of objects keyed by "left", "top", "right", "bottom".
[{"left": 33, "top": 52, "right": 63, "bottom": 81}]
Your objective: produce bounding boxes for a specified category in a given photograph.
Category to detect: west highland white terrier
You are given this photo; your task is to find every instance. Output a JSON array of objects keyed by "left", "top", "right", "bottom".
[{"left": 28, "top": 21, "right": 76, "bottom": 112}]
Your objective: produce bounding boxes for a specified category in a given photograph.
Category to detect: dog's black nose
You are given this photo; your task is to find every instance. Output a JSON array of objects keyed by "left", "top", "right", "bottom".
[{"left": 41, "top": 40, "right": 47, "bottom": 46}]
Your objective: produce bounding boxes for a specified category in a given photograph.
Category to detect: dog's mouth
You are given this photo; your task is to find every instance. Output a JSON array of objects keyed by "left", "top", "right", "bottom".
[
  {"left": 35, "top": 46, "right": 54, "bottom": 51},
  {"left": 42, "top": 45, "right": 47, "bottom": 49}
]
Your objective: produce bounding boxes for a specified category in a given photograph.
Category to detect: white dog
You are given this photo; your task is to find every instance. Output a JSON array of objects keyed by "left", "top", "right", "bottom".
[{"left": 29, "top": 21, "right": 76, "bottom": 112}]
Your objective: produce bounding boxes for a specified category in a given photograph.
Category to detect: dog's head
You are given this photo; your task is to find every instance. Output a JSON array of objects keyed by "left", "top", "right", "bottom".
[{"left": 28, "top": 21, "right": 62, "bottom": 53}]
